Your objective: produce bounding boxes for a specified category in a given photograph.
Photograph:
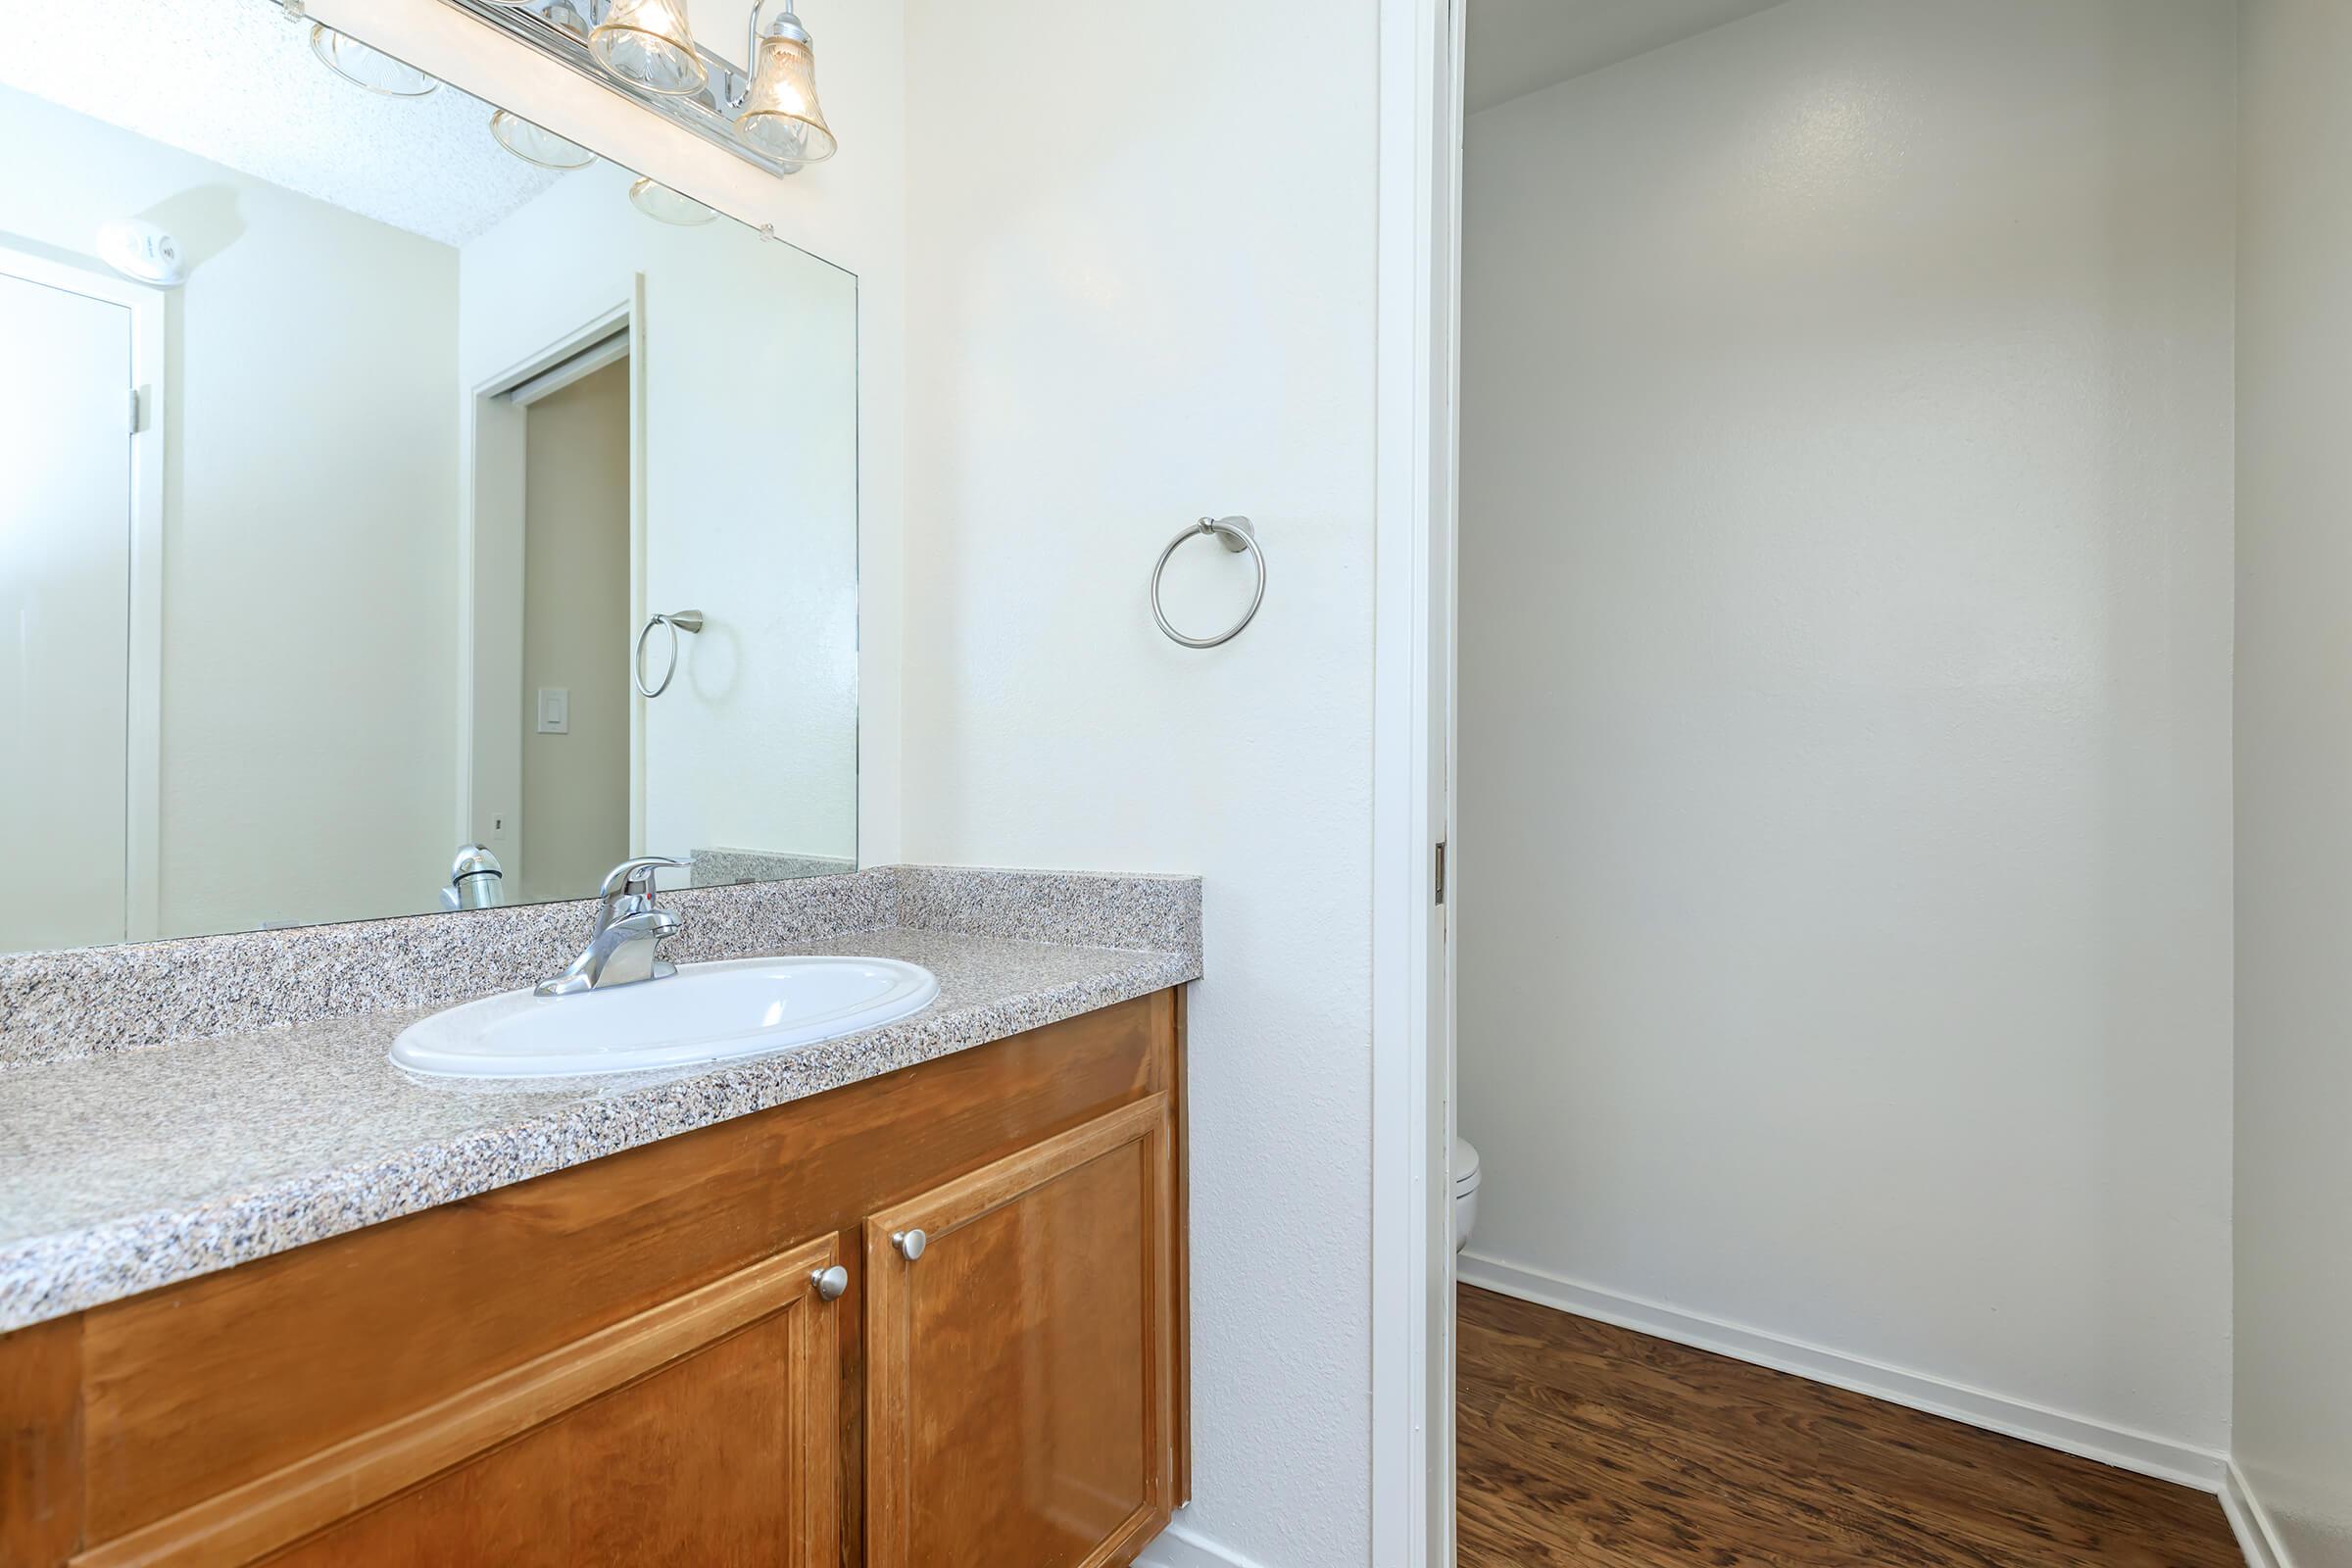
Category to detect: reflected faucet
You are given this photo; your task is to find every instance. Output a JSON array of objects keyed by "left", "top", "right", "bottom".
[
  {"left": 445, "top": 845, "right": 505, "bottom": 910},
  {"left": 536, "top": 857, "right": 685, "bottom": 998}
]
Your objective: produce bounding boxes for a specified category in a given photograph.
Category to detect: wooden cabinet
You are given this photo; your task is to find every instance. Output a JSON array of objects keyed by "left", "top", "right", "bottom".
[
  {"left": 0, "top": 991, "right": 1187, "bottom": 1568},
  {"left": 864, "top": 1097, "right": 1178, "bottom": 1568}
]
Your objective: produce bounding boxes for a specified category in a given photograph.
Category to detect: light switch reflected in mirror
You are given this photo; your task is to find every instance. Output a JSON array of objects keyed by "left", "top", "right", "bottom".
[{"left": 0, "top": 0, "right": 859, "bottom": 957}]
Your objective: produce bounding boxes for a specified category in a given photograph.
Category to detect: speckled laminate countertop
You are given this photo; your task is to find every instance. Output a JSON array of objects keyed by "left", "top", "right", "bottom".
[{"left": 0, "top": 923, "right": 1198, "bottom": 1333}]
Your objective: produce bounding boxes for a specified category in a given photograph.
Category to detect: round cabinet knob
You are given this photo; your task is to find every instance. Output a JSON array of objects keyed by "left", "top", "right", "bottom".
[
  {"left": 891, "top": 1228, "right": 927, "bottom": 1261},
  {"left": 811, "top": 1265, "right": 849, "bottom": 1301}
]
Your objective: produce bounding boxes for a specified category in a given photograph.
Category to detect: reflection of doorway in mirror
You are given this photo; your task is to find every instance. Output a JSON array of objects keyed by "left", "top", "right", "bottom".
[
  {"left": 0, "top": 267, "right": 129, "bottom": 950},
  {"left": 462, "top": 289, "right": 644, "bottom": 908},
  {"left": 516, "top": 357, "right": 632, "bottom": 905},
  {"left": 0, "top": 248, "right": 164, "bottom": 954}
]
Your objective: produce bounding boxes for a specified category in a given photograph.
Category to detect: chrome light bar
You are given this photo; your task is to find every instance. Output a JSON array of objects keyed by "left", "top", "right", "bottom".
[{"left": 431, "top": 0, "right": 805, "bottom": 177}]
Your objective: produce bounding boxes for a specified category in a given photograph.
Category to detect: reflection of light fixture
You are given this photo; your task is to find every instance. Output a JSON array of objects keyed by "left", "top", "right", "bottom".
[
  {"left": 590, "top": 0, "right": 707, "bottom": 97},
  {"left": 629, "top": 176, "right": 716, "bottom": 225},
  {"left": 489, "top": 109, "right": 596, "bottom": 170},
  {"left": 310, "top": 23, "right": 439, "bottom": 97},
  {"left": 727, "top": 1, "right": 836, "bottom": 164}
]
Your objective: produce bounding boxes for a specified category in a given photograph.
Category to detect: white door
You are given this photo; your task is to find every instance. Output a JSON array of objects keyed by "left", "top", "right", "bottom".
[{"left": 0, "top": 269, "right": 133, "bottom": 951}]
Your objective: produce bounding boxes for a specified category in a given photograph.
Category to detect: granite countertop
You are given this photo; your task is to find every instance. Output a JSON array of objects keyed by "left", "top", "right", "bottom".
[{"left": 0, "top": 921, "right": 1198, "bottom": 1334}]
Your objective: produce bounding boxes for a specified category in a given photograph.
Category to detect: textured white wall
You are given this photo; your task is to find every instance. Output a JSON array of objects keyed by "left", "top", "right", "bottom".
[
  {"left": 0, "top": 87, "right": 462, "bottom": 939},
  {"left": 899, "top": 2, "right": 1382, "bottom": 1563},
  {"left": 2236, "top": 1, "right": 2352, "bottom": 1559},
  {"left": 1458, "top": 0, "right": 2236, "bottom": 1452}
]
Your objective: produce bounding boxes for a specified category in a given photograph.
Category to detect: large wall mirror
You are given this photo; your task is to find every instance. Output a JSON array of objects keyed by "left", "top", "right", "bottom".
[{"left": 0, "top": 0, "right": 858, "bottom": 957}]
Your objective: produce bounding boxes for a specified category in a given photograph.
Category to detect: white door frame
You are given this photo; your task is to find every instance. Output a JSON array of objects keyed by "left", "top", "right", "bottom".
[
  {"left": 456, "top": 276, "right": 648, "bottom": 887},
  {"left": 1371, "top": 0, "right": 1463, "bottom": 1563},
  {"left": 0, "top": 244, "right": 168, "bottom": 942}
]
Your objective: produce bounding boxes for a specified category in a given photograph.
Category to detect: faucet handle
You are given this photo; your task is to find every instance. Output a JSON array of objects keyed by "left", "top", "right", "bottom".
[
  {"left": 608, "top": 906, "right": 682, "bottom": 942},
  {"left": 599, "top": 856, "right": 685, "bottom": 905}
]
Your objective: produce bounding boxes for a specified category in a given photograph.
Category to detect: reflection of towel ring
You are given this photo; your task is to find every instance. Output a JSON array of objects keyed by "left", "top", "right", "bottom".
[
  {"left": 633, "top": 610, "right": 705, "bottom": 698},
  {"left": 1151, "top": 516, "right": 1264, "bottom": 649}
]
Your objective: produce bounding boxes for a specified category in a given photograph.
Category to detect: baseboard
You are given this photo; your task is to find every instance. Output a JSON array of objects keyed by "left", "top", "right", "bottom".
[
  {"left": 1135, "top": 1519, "right": 1277, "bottom": 1568},
  {"left": 1458, "top": 1251, "right": 2230, "bottom": 1494},
  {"left": 2222, "top": 1461, "right": 2298, "bottom": 1568}
]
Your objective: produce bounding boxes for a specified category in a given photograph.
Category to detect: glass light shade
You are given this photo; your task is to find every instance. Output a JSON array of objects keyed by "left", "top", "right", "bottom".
[
  {"left": 628, "top": 176, "right": 716, "bottom": 225},
  {"left": 490, "top": 110, "right": 595, "bottom": 171},
  {"left": 735, "top": 30, "right": 836, "bottom": 163},
  {"left": 590, "top": 0, "right": 707, "bottom": 97},
  {"left": 310, "top": 24, "right": 438, "bottom": 97}
]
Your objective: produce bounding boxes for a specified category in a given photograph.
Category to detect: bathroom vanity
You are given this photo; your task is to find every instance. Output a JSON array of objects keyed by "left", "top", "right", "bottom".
[{"left": 0, "top": 870, "right": 1200, "bottom": 1568}]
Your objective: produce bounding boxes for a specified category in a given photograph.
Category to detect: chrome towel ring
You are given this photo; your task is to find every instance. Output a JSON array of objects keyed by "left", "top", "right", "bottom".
[
  {"left": 1151, "top": 516, "right": 1264, "bottom": 649},
  {"left": 633, "top": 610, "right": 705, "bottom": 698}
]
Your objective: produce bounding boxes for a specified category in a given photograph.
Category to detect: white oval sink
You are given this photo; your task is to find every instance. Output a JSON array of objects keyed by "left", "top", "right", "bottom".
[{"left": 390, "top": 956, "right": 940, "bottom": 1079}]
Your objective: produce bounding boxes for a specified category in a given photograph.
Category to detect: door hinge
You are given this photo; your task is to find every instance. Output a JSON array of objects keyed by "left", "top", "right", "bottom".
[
  {"left": 1435, "top": 840, "right": 1446, "bottom": 906},
  {"left": 127, "top": 387, "right": 141, "bottom": 434}
]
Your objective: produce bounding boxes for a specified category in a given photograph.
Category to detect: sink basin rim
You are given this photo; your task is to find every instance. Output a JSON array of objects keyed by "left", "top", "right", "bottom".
[{"left": 388, "top": 955, "right": 941, "bottom": 1080}]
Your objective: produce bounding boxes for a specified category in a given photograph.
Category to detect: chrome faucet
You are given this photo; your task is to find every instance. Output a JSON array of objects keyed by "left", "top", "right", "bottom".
[{"left": 536, "top": 857, "right": 685, "bottom": 998}]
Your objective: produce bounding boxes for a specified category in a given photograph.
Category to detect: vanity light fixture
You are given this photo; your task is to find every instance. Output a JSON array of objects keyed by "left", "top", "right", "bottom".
[
  {"left": 429, "top": 0, "right": 837, "bottom": 175},
  {"left": 728, "top": 0, "right": 836, "bottom": 164},
  {"left": 591, "top": 0, "right": 709, "bottom": 96}
]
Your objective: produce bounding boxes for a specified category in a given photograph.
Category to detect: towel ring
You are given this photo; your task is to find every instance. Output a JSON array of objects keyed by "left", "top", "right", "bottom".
[
  {"left": 633, "top": 610, "right": 704, "bottom": 698},
  {"left": 1152, "top": 516, "right": 1264, "bottom": 649}
]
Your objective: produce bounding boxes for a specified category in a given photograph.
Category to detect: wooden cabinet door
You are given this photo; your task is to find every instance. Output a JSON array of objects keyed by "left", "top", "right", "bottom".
[
  {"left": 72, "top": 1236, "right": 847, "bottom": 1568},
  {"left": 863, "top": 1095, "right": 1177, "bottom": 1568}
]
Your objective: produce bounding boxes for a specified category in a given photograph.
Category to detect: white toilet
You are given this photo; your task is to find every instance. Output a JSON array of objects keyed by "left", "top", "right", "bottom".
[{"left": 1452, "top": 1138, "right": 1482, "bottom": 1252}]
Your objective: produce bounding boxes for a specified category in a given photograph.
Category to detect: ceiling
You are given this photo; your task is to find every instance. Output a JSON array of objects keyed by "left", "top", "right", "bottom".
[
  {"left": 1465, "top": 0, "right": 1790, "bottom": 114},
  {"left": 0, "top": 0, "right": 564, "bottom": 247}
]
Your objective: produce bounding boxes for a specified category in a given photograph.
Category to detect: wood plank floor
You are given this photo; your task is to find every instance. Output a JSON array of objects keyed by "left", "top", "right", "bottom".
[{"left": 1457, "top": 1286, "right": 2241, "bottom": 1568}]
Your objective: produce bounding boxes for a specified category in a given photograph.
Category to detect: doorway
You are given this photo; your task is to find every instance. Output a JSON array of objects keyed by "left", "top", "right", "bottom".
[
  {"left": 1446, "top": 1, "right": 2246, "bottom": 1563},
  {"left": 462, "top": 291, "right": 645, "bottom": 900},
  {"left": 515, "top": 356, "right": 632, "bottom": 904}
]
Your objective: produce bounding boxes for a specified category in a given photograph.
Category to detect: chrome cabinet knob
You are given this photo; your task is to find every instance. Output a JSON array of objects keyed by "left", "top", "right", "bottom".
[
  {"left": 811, "top": 1264, "right": 849, "bottom": 1301},
  {"left": 891, "top": 1228, "right": 927, "bottom": 1261}
]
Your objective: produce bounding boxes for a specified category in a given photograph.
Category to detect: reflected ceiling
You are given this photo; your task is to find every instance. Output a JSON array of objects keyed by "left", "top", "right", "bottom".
[{"left": 0, "top": 0, "right": 563, "bottom": 244}]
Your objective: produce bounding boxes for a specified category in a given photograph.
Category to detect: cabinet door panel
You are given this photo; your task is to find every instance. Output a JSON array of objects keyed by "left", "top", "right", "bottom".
[
  {"left": 262, "top": 1304, "right": 819, "bottom": 1568},
  {"left": 72, "top": 1238, "right": 843, "bottom": 1568},
  {"left": 865, "top": 1096, "right": 1175, "bottom": 1568}
]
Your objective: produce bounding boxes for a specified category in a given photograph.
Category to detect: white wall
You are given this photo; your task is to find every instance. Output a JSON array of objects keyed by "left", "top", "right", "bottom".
[
  {"left": 1458, "top": 0, "right": 2237, "bottom": 1455},
  {"left": 459, "top": 162, "right": 860, "bottom": 875},
  {"left": 899, "top": 2, "right": 1382, "bottom": 1563},
  {"left": 0, "top": 87, "right": 462, "bottom": 939},
  {"left": 2236, "top": 1, "right": 2352, "bottom": 1559}
]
